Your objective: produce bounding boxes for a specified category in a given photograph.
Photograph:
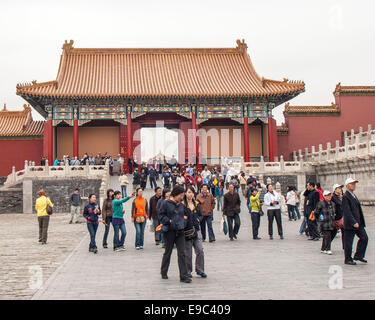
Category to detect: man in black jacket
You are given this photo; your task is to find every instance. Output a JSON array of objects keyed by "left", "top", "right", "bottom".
[
  {"left": 149, "top": 166, "right": 158, "bottom": 189},
  {"left": 305, "top": 182, "right": 320, "bottom": 241},
  {"left": 149, "top": 187, "right": 162, "bottom": 245},
  {"left": 342, "top": 178, "right": 368, "bottom": 265},
  {"left": 223, "top": 184, "right": 241, "bottom": 241},
  {"left": 159, "top": 186, "right": 190, "bottom": 283},
  {"left": 331, "top": 183, "right": 344, "bottom": 249}
]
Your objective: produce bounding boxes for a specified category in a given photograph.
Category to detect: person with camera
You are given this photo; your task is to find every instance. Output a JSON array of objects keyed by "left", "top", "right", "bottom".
[
  {"left": 159, "top": 185, "right": 191, "bottom": 283},
  {"left": 83, "top": 194, "right": 101, "bottom": 254},
  {"left": 264, "top": 184, "right": 284, "bottom": 240},
  {"left": 247, "top": 187, "right": 263, "bottom": 240},
  {"left": 131, "top": 188, "right": 149, "bottom": 250},
  {"left": 182, "top": 186, "right": 206, "bottom": 278},
  {"left": 112, "top": 189, "right": 135, "bottom": 252}
]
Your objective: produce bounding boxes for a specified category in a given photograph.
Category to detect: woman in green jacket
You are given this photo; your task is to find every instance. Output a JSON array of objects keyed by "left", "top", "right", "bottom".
[{"left": 112, "top": 190, "right": 135, "bottom": 252}]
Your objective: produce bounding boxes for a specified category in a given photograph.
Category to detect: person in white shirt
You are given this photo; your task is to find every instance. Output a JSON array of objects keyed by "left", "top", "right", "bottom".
[
  {"left": 201, "top": 166, "right": 211, "bottom": 179},
  {"left": 286, "top": 186, "right": 297, "bottom": 221},
  {"left": 264, "top": 184, "right": 284, "bottom": 240},
  {"left": 118, "top": 154, "right": 124, "bottom": 175}
]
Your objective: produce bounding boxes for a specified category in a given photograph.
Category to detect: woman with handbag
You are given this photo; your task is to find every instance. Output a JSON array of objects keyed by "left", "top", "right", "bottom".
[
  {"left": 182, "top": 186, "right": 207, "bottom": 278},
  {"left": 131, "top": 188, "right": 149, "bottom": 249},
  {"left": 35, "top": 189, "right": 54, "bottom": 245},
  {"left": 247, "top": 188, "right": 263, "bottom": 240}
]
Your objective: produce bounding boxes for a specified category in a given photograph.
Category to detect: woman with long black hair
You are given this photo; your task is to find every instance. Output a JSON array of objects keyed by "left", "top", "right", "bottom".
[{"left": 182, "top": 186, "right": 207, "bottom": 278}]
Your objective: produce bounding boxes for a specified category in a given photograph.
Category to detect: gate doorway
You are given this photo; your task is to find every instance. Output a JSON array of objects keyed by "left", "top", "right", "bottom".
[{"left": 140, "top": 126, "right": 179, "bottom": 164}]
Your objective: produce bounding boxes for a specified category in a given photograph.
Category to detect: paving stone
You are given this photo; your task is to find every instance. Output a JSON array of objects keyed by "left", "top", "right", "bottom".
[{"left": 2, "top": 175, "right": 375, "bottom": 300}]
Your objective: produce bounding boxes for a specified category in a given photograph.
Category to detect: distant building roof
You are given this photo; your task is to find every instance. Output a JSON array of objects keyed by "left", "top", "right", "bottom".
[
  {"left": 283, "top": 102, "right": 340, "bottom": 116},
  {"left": 16, "top": 39, "right": 305, "bottom": 100},
  {"left": 334, "top": 83, "right": 375, "bottom": 96},
  {"left": 0, "top": 104, "right": 44, "bottom": 138}
]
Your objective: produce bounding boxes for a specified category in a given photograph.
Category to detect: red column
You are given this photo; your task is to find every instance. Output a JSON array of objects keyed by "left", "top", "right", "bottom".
[
  {"left": 243, "top": 117, "right": 249, "bottom": 162},
  {"left": 119, "top": 124, "right": 127, "bottom": 172},
  {"left": 73, "top": 119, "right": 79, "bottom": 158},
  {"left": 268, "top": 117, "right": 274, "bottom": 162},
  {"left": 127, "top": 112, "right": 132, "bottom": 161},
  {"left": 44, "top": 120, "right": 53, "bottom": 164},
  {"left": 191, "top": 111, "right": 198, "bottom": 165}
]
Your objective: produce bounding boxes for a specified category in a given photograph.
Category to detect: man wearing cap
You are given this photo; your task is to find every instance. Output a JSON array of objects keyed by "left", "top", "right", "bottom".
[
  {"left": 315, "top": 190, "right": 336, "bottom": 255},
  {"left": 342, "top": 178, "right": 368, "bottom": 265},
  {"left": 331, "top": 183, "right": 345, "bottom": 249}
]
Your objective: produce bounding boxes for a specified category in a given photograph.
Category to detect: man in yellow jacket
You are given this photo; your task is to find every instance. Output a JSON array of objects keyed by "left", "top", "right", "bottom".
[{"left": 35, "top": 190, "right": 54, "bottom": 244}]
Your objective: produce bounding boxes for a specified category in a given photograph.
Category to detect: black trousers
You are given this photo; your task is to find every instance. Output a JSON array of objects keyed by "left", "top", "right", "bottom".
[
  {"left": 38, "top": 216, "right": 50, "bottom": 243},
  {"left": 250, "top": 212, "right": 261, "bottom": 238},
  {"left": 331, "top": 228, "right": 345, "bottom": 250},
  {"left": 227, "top": 214, "right": 241, "bottom": 239},
  {"left": 102, "top": 216, "right": 112, "bottom": 246},
  {"left": 267, "top": 209, "right": 283, "bottom": 236},
  {"left": 344, "top": 228, "right": 368, "bottom": 262},
  {"left": 161, "top": 230, "right": 188, "bottom": 279},
  {"left": 321, "top": 230, "right": 336, "bottom": 251},
  {"left": 307, "top": 219, "right": 320, "bottom": 239}
]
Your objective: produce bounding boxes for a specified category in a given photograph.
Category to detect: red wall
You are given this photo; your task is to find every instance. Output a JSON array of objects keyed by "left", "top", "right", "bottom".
[
  {"left": 278, "top": 95, "right": 375, "bottom": 160},
  {"left": 0, "top": 139, "right": 43, "bottom": 176}
]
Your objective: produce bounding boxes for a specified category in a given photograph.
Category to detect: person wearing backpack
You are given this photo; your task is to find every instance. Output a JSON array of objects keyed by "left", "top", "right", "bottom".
[
  {"left": 35, "top": 190, "right": 54, "bottom": 245},
  {"left": 131, "top": 188, "right": 149, "bottom": 249}
]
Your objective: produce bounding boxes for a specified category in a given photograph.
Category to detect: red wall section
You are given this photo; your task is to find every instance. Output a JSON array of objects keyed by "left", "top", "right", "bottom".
[
  {"left": 0, "top": 139, "right": 43, "bottom": 176},
  {"left": 278, "top": 95, "right": 375, "bottom": 160}
]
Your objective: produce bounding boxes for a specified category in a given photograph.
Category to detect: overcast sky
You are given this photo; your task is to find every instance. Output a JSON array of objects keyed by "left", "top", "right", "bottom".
[{"left": 0, "top": 0, "right": 374, "bottom": 125}]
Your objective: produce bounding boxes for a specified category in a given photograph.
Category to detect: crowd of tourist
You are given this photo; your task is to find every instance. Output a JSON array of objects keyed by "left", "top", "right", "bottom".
[{"left": 34, "top": 161, "right": 369, "bottom": 283}]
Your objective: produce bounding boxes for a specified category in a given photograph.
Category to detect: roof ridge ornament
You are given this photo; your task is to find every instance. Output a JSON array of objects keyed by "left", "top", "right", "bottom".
[
  {"left": 236, "top": 39, "right": 247, "bottom": 53},
  {"left": 334, "top": 82, "right": 341, "bottom": 96},
  {"left": 62, "top": 40, "right": 74, "bottom": 53},
  {"left": 2, "top": 103, "right": 6, "bottom": 111}
]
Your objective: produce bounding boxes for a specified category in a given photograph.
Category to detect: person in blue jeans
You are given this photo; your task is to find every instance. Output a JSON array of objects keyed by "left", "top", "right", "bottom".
[
  {"left": 214, "top": 182, "right": 224, "bottom": 211},
  {"left": 197, "top": 184, "right": 216, "bottom": 242},
  {"left": 131, "top": 188, "right": 149, "bottom": 249},
  {"left": 112, "top": 190, "right": 135, "bottom": 251},
  {"left": 83, "top": 194, "right": 101, "bottom": 254}
]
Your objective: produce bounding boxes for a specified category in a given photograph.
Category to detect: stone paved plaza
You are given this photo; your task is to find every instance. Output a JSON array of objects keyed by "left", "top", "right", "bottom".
[{"left": 1, "top": 176, "right": 374, "bottom": 300}]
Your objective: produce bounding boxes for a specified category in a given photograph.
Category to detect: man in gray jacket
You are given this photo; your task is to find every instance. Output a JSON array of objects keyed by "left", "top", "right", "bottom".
[{"left": 69, "top": 188, "right": 82, "bottom": 224}]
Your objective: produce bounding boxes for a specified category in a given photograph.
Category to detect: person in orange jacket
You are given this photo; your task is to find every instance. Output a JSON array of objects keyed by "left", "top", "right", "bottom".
[{"left": 131, "top": 187, "right": 149, "bottom": 249}]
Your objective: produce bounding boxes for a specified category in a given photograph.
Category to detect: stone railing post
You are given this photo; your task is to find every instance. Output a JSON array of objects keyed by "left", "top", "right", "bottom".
[
  {"left": 305, "top": 147, "right": 309, "bottom": 161},
  {"left": 260, "top": 156, "right": 265, "bottom": 171},
  {"left": 275, "top": 181, "right": 281, "bottom": 194},
  {"left": 280, "top": 155, "right": 285, "bottom": 171},
  {"left": 65, "top": 158, "right": 70, "bottom": 176},
  {"left": 24, "top": 160, "right": 29, "bottom": 175},
  {"left": 326, "top": 142, "right": 331, "bottom": 160},
  {"left": 335, "top": 140, "right": 340, "bottom": 161},
  {"left": 11, "top": 166, "right": 16, "bottom": 183},
  {"left": 298, "top": 149, "right": 302, "bottom": 161},
  {"left": 318, "top": 144, "right": 323, "bottom": 162}
]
